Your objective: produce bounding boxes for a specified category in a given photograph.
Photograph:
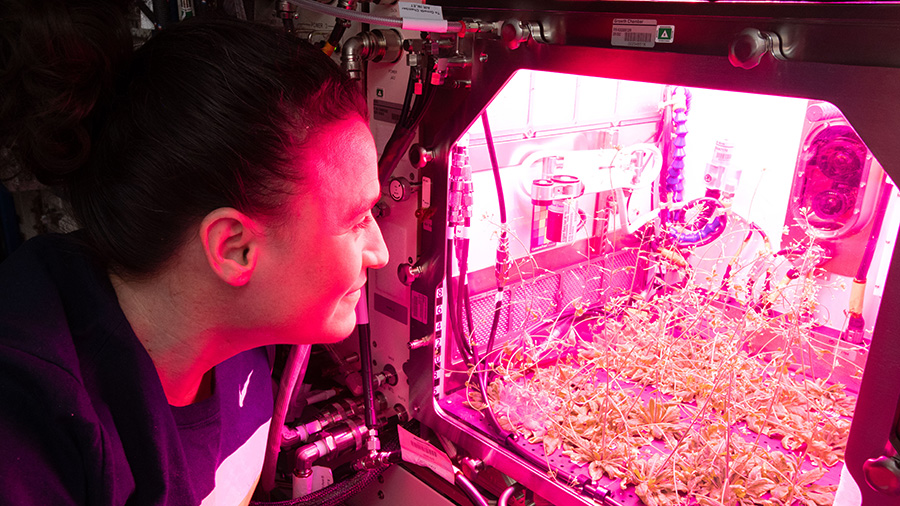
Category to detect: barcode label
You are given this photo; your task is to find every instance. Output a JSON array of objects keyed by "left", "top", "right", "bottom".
[
  {"left": 625, "top": 32, "right": 653, "bottom": 43},
  {"left": 398, "top": 426, "right": 455, "bottom": 484},
  {"left": 611, "top": 19, "right": 656, "bottom": 48},
  {"left": 411, "top": 291, "right": 427, "bottom": 324}
]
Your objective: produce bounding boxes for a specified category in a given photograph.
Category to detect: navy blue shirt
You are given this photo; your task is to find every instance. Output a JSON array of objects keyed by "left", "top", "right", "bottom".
[{"left": 0, "top": 234, "right": 273, "bottom": 505}]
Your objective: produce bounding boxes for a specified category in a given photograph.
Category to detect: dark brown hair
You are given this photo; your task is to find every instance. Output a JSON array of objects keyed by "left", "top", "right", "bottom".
[{"left": 1, "top": 2, "right": 367, "bottom": 276}]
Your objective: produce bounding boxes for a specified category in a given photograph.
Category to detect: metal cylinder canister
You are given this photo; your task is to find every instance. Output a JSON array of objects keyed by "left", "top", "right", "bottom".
[
  {"left": 545, "top": 175, "right": 582, "bottom": 243},
  {"left": 530, "top": 179, "right": 555, "bottom": 205}
]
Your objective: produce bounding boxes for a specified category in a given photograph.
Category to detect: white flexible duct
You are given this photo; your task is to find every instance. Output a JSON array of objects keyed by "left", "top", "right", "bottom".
[{"left": 285, "top": 0, "right": 453, "bottom": 33}]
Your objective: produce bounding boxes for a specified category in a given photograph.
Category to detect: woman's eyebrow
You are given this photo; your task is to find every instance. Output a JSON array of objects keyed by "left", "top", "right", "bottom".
[{"left": 346, "top": 192, "right": 381, "bottom": 221}]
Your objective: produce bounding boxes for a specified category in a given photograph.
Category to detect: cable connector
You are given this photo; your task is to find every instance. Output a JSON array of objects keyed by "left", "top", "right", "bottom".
[
  {"left": 353, "top": 450, "right": 402, "bottom": 472},
  {"left": 366, "top": 428, "right": 381, "bottom": 453},
  {"left": 449, "top": 137, "right": 473, "bottom": 231}
]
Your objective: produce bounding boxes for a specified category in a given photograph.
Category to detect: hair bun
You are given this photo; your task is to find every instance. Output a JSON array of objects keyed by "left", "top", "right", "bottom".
[
  {"left": 27, "top": 124, "right": 93, "bottom": 182},
  {"left": 0, "top": 0, "right": 131, "bottom": 184}
]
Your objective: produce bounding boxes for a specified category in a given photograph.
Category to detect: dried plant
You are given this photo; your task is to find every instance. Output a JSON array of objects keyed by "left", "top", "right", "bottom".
[{"left": 468, "top": 217, "right": 863, "bottom": 506}]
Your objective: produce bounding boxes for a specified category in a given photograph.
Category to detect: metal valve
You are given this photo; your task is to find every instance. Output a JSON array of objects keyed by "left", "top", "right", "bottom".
[
  {"left": 408, "top": 334, "right": 434, "bottom": 350},
  {"left": 341, "top": 29, "right": 403, "bottom": 80},
  {"left": 398, "top": 262, "right": 425, "bottom": 286},
  {"left": 501, "top": 18, "right": 555, "bottom": 50},
  {"left": 728, "top": 28, "right": 786, "bottom": 70},
  {"left": 501, "top": 19, "right": 529, "bottom": 50},
  {"left": 864, "top": 454, "right": 900, "bottom": 495},
  {"left": 409, "top": 143, "right": 434, "bottom": 169}
]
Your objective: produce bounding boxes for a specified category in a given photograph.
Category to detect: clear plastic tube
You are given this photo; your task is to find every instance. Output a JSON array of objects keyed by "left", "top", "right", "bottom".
[
  {"left": 285, "top": 0, "right": 452, "bottom": 32},
  {"left": 286, "top": 0, "right": 402, "bottom": 27}
]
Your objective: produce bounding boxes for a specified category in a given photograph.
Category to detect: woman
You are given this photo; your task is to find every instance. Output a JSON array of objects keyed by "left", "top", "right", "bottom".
[{"left": 0, "top": 1, "right": 389, "bottom": 504}]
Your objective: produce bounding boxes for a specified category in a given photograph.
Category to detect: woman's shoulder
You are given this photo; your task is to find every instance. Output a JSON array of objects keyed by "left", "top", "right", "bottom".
[{"left": 0, "top": 234, "right": 89, "bottom": 370}]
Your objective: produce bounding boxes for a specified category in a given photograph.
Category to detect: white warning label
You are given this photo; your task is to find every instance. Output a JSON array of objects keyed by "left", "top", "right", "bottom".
[
  {"left": 398, "top": 2, "right": 443, "bottom": 21},
  {"left": 611, "top": 19, "right": 657, "bottom": 48},
  {"left": 398, "top": 426, "right": 455, "bottom": 483}
]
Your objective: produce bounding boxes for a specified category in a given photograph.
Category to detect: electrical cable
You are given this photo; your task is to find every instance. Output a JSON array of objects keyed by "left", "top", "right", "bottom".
[
  {"left": 356, "top": 288, "right": 378, "bottom": 432},
  {"left": 406, "top": 63, "right": 436, "bottom": 125},
  {"left": 455, "top": 471, "right": 490, "bottom": 506},
  {"left": 321, "top": 0, "right": 354, "bottom": 56},
  {"left": 456, "top": 238, "right": 479, "bottom": 367},
  {"left": 398, "top": 66, "right": 416, "bottom": 127},
  {"left": 259, "top": 345, "right": 312, "bottom": 496},
  {"left": 459, "top": 241, "right": 474, "bottom": 336},
  {"left": 456, "top": 244, "right": 500, "bottom": 452},
  {"left": 446, "top": 238, "right": 475, "bottom": 367},
  {"left": 135, "top": 0, "right": 162, "bottom": 29},
  {"left": 377, "top": 59, "right": 436, "bottom": 186},
  {"left": 151, "top": 0, "right": 171, "bottom": 27},
  {"left": 323, "top": 21, "right": 348, "bottom": 56},
  {"left": 843, "top": 176, "right": 893, "bottom": 342},
  {"left": 481, "top": 110, "right": 508, "bottom": 356},
  {"left": 856, "top": 176, "right": 892, "bottom": 282},
  {"left": 444, "top": 127, "right": 509, "bottom": 440},
  {"left": 474, "top": 110, "right": 514, "bottom": 440},
  {"left": 456, "top": 240, "right": 467, "bottom": 338},
  {"left": 498, "top": 484, "right": 519, "bottom": 506}
]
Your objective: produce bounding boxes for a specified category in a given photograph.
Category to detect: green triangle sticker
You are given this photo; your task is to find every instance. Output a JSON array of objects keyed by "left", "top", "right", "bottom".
[{"left": 656, "top": 26, "right": 674, "bottom": 43}]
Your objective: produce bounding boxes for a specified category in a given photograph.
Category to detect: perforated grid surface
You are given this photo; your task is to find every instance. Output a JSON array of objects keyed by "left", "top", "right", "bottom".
[{"left": 449, "top": 250, "right": 638, "bottom": 365}]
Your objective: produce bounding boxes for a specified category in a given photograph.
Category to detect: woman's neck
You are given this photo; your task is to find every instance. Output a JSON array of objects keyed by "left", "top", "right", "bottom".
[{"left": 109, "top": 271, "right": 218, "bottom": 406}]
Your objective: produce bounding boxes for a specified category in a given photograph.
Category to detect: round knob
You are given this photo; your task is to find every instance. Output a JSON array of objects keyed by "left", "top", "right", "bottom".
[
  {"left": 392, "top": 403, "right": 409, "bottom": 423},
  {"left": 812, "top": 190, "right": 849, "bottom": 218},
  {"left": 500, "top": 19, "right": 529, "bottom": 50},
  {"left": 372, "top": 201, "right": 390, "bottom": 219},
  {"left": 381, "top": 364, "right": 398, "bottom": 386},
  {"left": 409, "top": 144, "right": 434, "bottom": 169},
  {"left": 389, "top": 177, "right": 414, "bottom": 202},
  {"left": 864, "top": 455, "right": 900, "bottom": 495},
  {"left": 398, "top": 262, "right": 424, "bottom": 286},
  {"left": 729, "top": 28, "right": 772, "bottom": 70}
]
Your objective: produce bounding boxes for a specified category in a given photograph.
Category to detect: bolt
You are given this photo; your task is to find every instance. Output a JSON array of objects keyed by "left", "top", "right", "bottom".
[{"left": 479, "top": 53, "right": 488, "bottom": 63}]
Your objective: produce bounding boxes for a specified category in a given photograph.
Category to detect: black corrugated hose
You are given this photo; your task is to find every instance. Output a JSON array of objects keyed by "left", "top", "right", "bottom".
[
  {"left": 249, "top": 465, "right": 387, "bottom": 506},
  {"left": 249, "top": 425, "right": 403, "bottom": 506}
]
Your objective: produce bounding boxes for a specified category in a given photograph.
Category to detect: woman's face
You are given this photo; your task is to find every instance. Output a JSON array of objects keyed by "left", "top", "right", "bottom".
[{"left": 259, "top": 117, "right": 389, "bottom": 343}]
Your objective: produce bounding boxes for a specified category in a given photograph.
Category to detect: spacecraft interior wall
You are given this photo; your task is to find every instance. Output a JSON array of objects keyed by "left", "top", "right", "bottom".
[
  {"left": 429, "top": 69, "right": 899, "bottom": 506},
  {"left": 348, "top": 3, "right": 900, "bottom": 506}
]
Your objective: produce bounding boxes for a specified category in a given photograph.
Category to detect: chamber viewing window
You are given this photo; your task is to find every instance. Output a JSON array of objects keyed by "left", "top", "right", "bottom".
[{"left": 436, "top": 69, "right": 899, "bottom": 506}]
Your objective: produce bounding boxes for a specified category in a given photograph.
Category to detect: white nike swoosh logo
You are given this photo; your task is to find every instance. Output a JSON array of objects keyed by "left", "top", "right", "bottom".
[{"left": 239, "top": 370, "right": 253, "bottom": 408}]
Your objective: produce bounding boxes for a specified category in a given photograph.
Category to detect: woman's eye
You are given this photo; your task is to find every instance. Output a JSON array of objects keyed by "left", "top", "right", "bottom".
[{"left": 354, "top": 214, "right": 374, "bottom": 231}]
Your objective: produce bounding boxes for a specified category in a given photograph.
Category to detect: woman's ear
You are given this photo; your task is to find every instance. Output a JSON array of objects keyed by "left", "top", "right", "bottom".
[{"left": 199, "top": 208, "right": 263, "bottom": 287}]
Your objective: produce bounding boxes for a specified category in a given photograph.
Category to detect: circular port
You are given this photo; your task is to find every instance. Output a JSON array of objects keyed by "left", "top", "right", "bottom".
[
  {"left": 812, "top": 190, "right": 849, "bottom": 218},
  {"left": 817, "top": 138, "right": 863, "bottom": 183}
]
